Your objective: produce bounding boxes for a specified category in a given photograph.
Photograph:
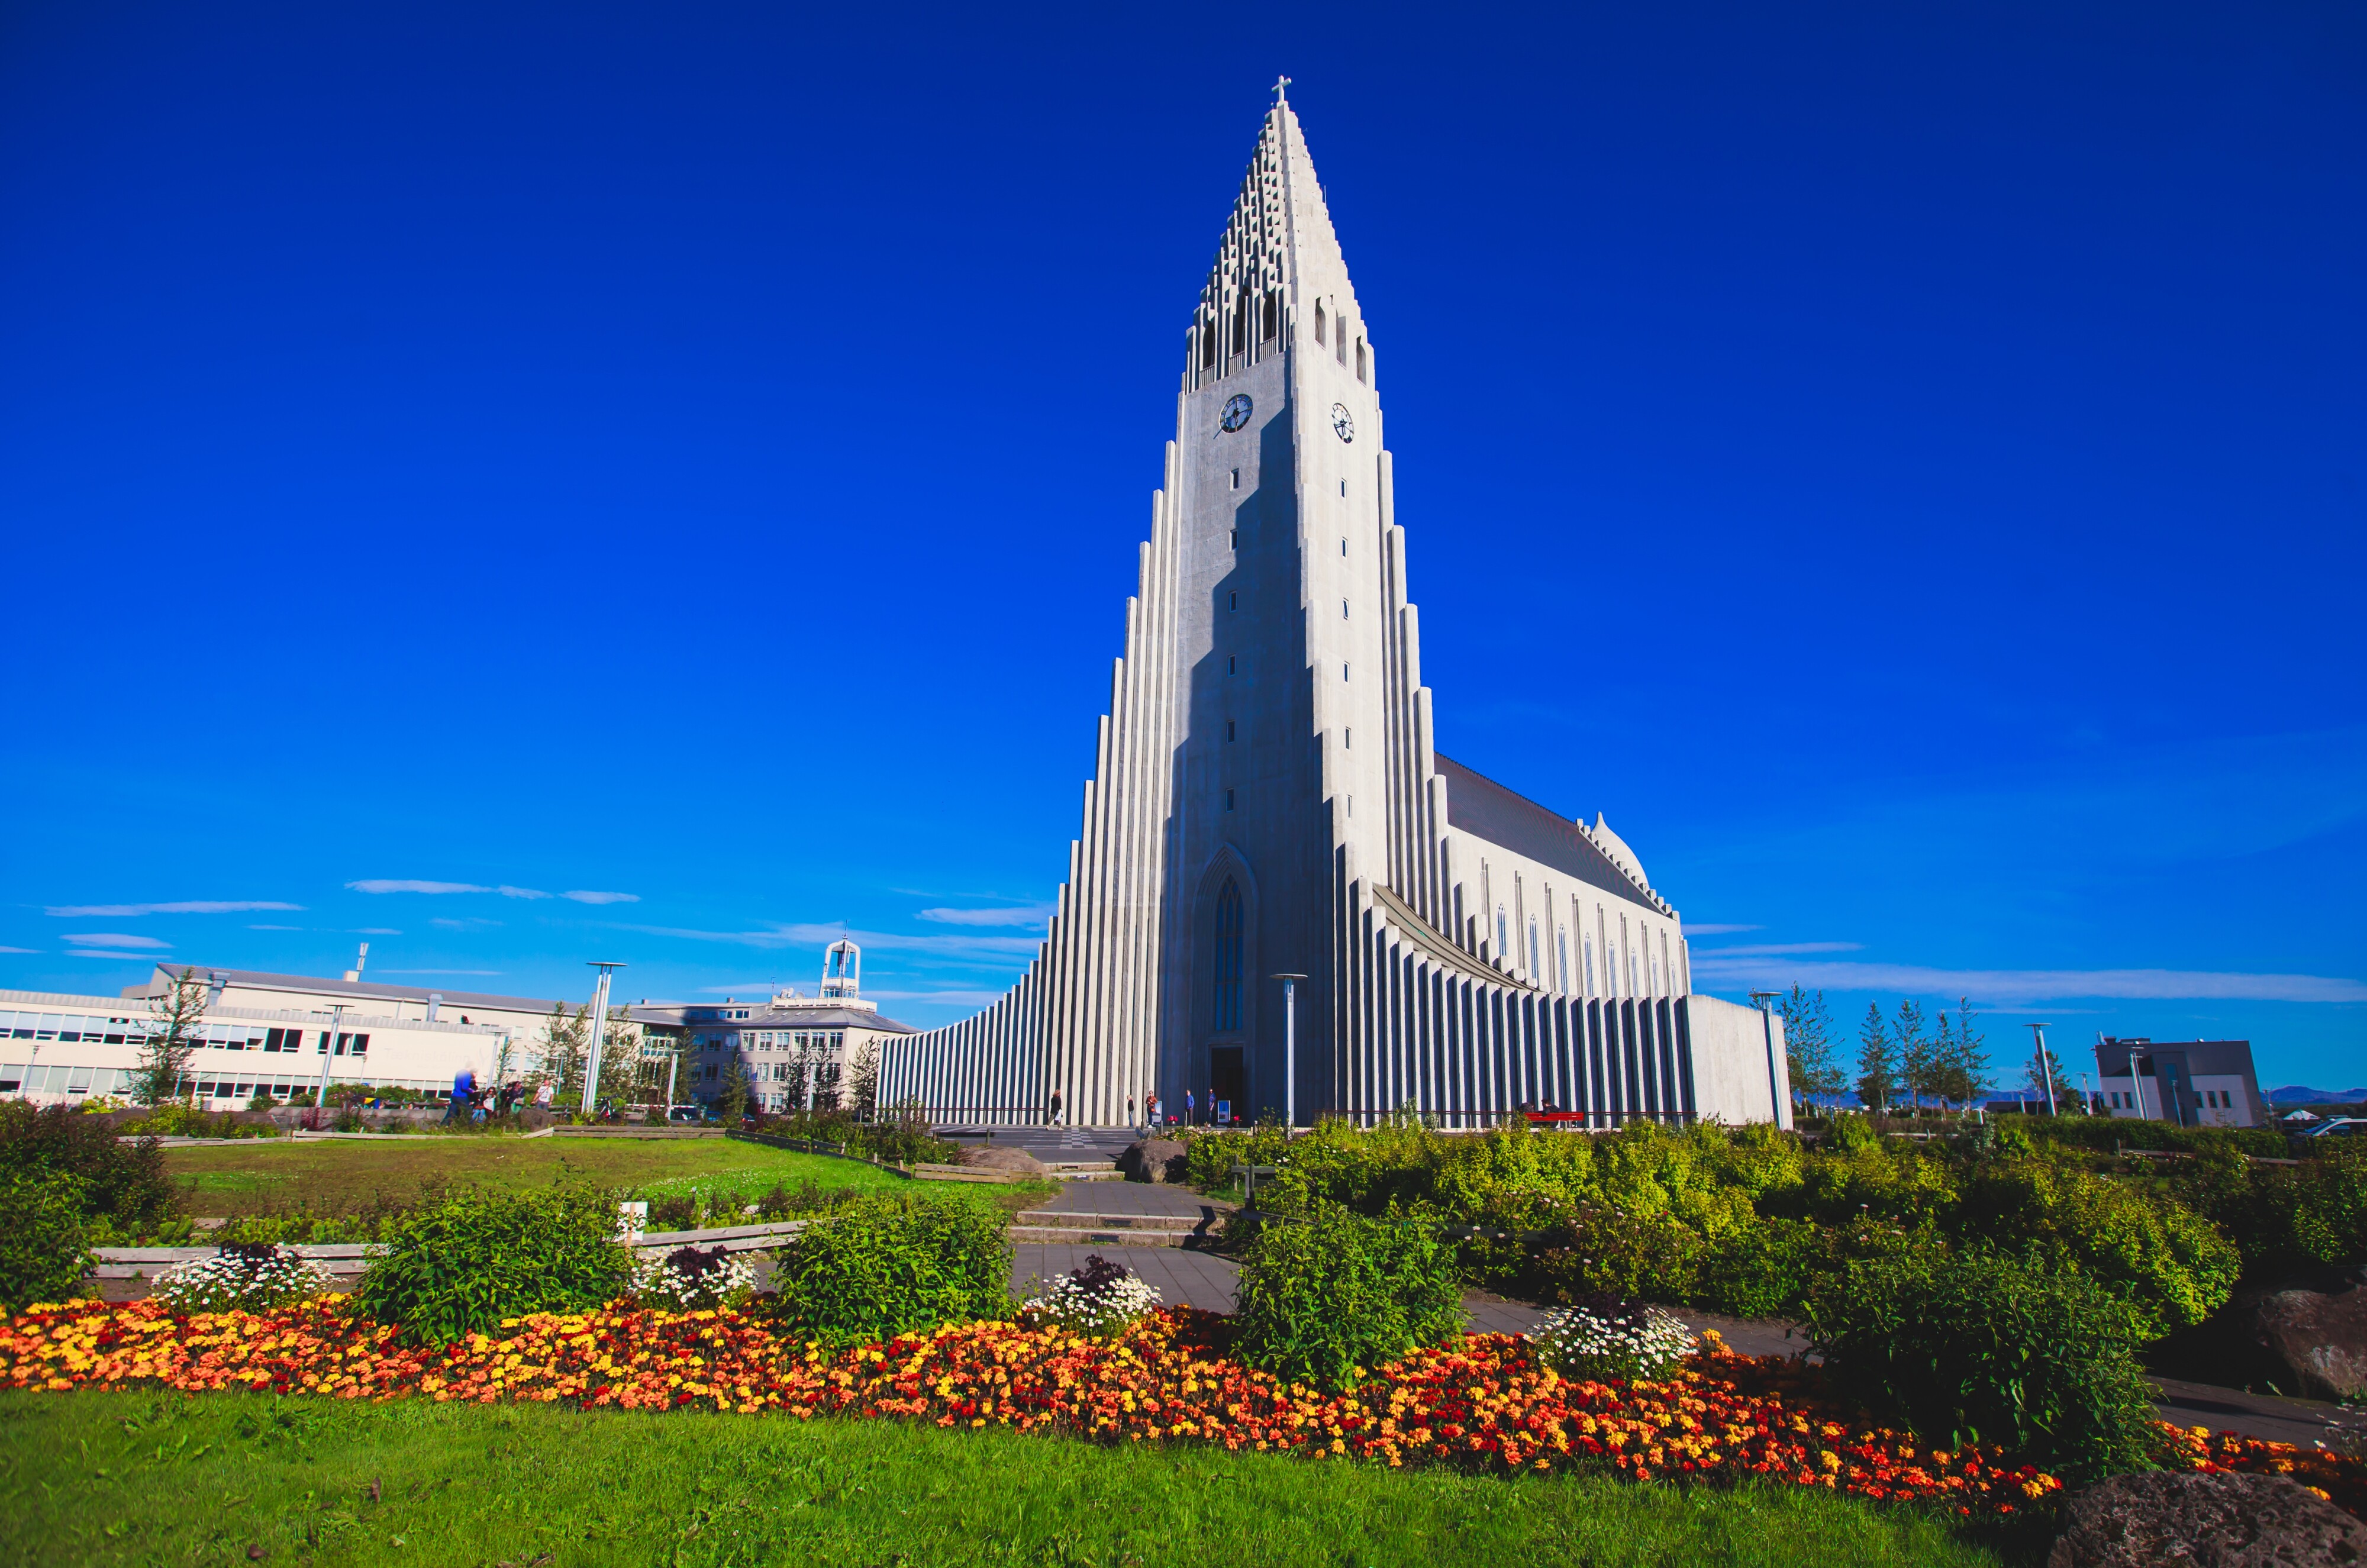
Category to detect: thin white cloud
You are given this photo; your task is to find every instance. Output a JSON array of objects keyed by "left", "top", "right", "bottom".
[
  {"left": 498, "top": 886, "right": 550, "bottom": 901},
  {"left": 45, "top": 900, "right": 302, "bottom": 917},
  {"left": 562, "top": 891, "right": 640, "bottom": 905},
  {"left": 1682, "top": 923, "right": 1763, "bottom": 936},
  {"left": 1693, "top": 942, "right": 1865, "bottom": 957},
  {"left": 430, "top": 917, "right": 502, "bottom": 931},
  {"left": 349, "top": 880, "right": 490, "bottom": 895},
  {"left": 378, "top": 969, "right": 504, "bottom": 976},
  {"left": 1686, "top": 954, "right": 2367, "bottom": 1005},
  {"left": 0, "top": 946, "right": 36, "bottom": 954},
  {"left": 62, "top": 933, "right": 170, "bottom": 950},
  {"left": 918, "top": 904, "right": 1057, "bottom": 928},
  {"left": 67, "top": 950, "right": 160, "bottom": 960},
  {"left": 247, "top": 924, "right": 302, "bottom": 931},
  {"left": 354, "top": 928, "right": 402, "bottom": 935}
]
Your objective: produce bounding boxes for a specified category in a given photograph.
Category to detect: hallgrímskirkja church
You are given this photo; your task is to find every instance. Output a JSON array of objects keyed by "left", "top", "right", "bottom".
[{"left": 879, "top": 86, "right": 1789, "bottom": 1130}]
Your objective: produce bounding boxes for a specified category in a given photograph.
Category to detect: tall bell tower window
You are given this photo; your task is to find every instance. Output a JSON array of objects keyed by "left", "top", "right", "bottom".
[{"left": 1214, "top": 880, "right": 1243, "bottom": 1031}]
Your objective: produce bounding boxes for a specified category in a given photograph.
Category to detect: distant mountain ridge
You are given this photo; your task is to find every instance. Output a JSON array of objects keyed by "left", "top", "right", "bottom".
[{"left": 2268, "top": 1085, "right": 2367, "bottom": 1105}]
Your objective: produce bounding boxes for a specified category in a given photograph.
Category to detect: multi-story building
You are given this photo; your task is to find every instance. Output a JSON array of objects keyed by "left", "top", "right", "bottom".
[
  {"left": 1, "top": 982, "right": 508, "bottom": 1106},
  {"left": 632, "top": 943, "right": 916, "bottom": 1113},
  {"left": 2093, "top": 1036, "right": 2267, "bottom": 1128}
]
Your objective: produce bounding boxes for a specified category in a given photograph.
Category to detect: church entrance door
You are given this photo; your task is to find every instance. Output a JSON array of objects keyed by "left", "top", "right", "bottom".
[{"left": 1210, "top": 1046, "right": 1244, "bottom": 1123}]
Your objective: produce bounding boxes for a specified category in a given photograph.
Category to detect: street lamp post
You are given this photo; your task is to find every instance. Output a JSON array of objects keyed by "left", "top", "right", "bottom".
[
  {"left": 580, "top": 962, "right": 627, "bottom": 1115},
  {"left": 2024, "top": 1022, "right": 2059, "bottom": 1118},
  {"left": 1747, "top": 991, "right": 1788, "bottom": 1130},
  {"left": 1269, "top": 974, "right": 1307, "bottom": 1128},
  {"left": 310, "top": 1003, "right": 348, "bottom": 1130}
]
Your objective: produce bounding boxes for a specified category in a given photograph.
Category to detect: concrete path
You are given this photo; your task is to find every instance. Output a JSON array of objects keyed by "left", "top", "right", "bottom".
[{"left": 1032, "top": 1183, "right": 1224, "bottom": 1218}]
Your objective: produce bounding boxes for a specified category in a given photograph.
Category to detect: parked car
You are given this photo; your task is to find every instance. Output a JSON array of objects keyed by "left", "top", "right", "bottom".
[
  {"left": 666, "top": 1104, "right": 712, "bottom": 1124},
  {"left": 2303, "top": 1117, "right": 2365, "bottom": 1140}
]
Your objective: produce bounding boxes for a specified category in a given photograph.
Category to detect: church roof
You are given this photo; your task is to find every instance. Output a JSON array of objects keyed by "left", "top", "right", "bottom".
[
  {"left": 1192, "top": 82, "right": 1364, "bottom": 376},
  {"left": 1432, "top": 754, "right": 1668, "bottom": 911}
]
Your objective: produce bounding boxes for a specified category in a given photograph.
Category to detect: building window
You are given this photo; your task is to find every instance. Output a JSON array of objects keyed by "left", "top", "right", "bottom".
[
  {"left": 1356, "top": 337, "right": 1368, "bottom": 382},
  {"left": 1528, "top": 919, "right": 1541, "bottom": 979},
  {"left": 1229, "top": 527, "right": 1239, "bottom": 548},
  {"left": 1341, "top": 598, "right": 1349, "bottom": 618},
  {"left": 1336, "top": 324, "right": 1347, "bottom": 365},
  {"left": 1262, "top": 290, "right": 1278, "bottom": 341},
  {"left": 1214, "top": 879, "right": 1244, "bottom": 1031},
  {"left": 1228, "top": 590, "right": 1237, "bottom": 611},
  {"left": 1557, "top": 928, "right": 1570, "bottom": 993},
  {"left": 1226, "top": 719, "right": 1236, "bottom": 741},
  {"left": 1342, "top": 663, "right": 1349, "bottom": 680},
  {"left": 1314, "top": 301, "right": 1326, "bottom": 344},
  {"left": 1201, "top": 326, "right": 1215, "bottom": 369},
  {"left": 1224, "top": 788, "right": 1235, "bottom": 811},
  {"left": 1496, "top": 905, "right": 1508, "bottom": 957},
  {"left": 1339, "top": 480, "right": 1346, "bottom": 498},
  {"left": 1343, "top": 727, "right": 1350, "bottom": 748},
  {"left": 1227, "top": 654, "right": 1237, "bottom": 675},
  {"left": 1340, "top": 535, "right": 1347, "bottom": 555},
  {"left": 1230, "top": 468, "right": 1240, "bottom": 490}
]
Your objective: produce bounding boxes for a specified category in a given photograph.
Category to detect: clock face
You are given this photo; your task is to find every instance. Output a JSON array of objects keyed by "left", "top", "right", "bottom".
[
  {"left": 1331, "top": 403, "right": 1355, "bottom": 443},
  {"left": 1220, "top": 394, "right": 1253, "bottom": 433}
]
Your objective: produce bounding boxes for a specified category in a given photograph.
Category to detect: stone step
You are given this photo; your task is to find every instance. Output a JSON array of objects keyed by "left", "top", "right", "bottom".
[
  {"left": 1007, "top": 1225, "right": 1198, "bottom": 1248},
  {"left": 1013, "top": 1210, "right": 1204, "bottom": 1231}
]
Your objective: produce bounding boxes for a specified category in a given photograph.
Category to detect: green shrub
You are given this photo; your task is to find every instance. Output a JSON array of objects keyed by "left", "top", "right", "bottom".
[
  {"left": 118, "top": 1105, "right": 272, "bottom": 1140},
  {"left": 0, "top": 1102, "right": 175, "bottom": 1227},
  {"left": 766, "top": 1193, "right": 1011, "bottom": 1345},
  {"left": 1528, "top": 1205, "right": 1705, "bottom": 1305},
  {"left": 1698, "top": 1217, "right": 1823, "bottom": 1319},
  {"left": 1956, "top": 1157, "right": 2237, "bottom": 1335},
  {"left": 353, "top": 1186, "right": 630, "bottom": 1346},
  {"left": 1232, "top": 1205, "right": 1462, "bottom": 1388},
  {"left": 1807, "top": 1245, "right": 2159, "bottom": 1483},
  {"left": 0, "top": 1172, "right": 95, "bottom": 1313}
]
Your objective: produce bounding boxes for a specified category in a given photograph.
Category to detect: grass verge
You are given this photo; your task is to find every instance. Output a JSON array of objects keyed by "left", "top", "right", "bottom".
[
  {"left": 162, "top": 1137, "right": 919, "bottom": 1216},
  {"left": 0, "top": 1390, "right": 2035, "bottom": 1567}
]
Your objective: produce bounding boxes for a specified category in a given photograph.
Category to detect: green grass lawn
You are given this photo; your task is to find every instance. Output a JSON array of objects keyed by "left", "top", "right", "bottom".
[
  {"left": 0, "top": 1390, "right": 2039, "bottom": 1567},
  {"left": 163, "top": 1137, "right": 927, "bottom": 1217}
]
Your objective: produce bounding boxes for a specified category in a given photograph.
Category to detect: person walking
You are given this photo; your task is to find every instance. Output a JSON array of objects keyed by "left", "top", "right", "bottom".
[
  {"left": 1185, "top": 1089, "right": 1195, "bottom": 1126},
  {"left": 1048, "top": 1089, "right": 1063, "bottom": 1127},
  {"left": 444, "top": 1066, "right": 476, "bottom": 1126}
]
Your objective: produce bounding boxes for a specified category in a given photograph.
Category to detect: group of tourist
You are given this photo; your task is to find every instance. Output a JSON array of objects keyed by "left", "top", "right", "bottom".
[
  {"left": 440, "top": 1068, "right": 557, "bottom": 1125},
  {"left": 1043, "top": 1088, "right": 1241, "bottom": 1131}
]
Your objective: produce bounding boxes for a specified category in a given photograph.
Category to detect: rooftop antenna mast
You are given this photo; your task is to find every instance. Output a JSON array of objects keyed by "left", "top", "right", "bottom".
[
  {"left": 821, "top": 940, "right": 860, "bottom": 1001},
  {"left": 344, "top": 942, "right": 369, "bottom": 983}
]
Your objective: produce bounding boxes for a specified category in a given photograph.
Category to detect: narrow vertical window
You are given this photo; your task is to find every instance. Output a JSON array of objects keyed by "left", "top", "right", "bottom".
[
  {"left": 1201, "top": 325, "right": 1215, "bottom": 368},
  {"left": 1228, "top": 590, "right": 1237, "bottom": 611},
  {"left": 1336, "top": 324, "right": 1347, "bottom": 364},
  {"left": 1230, "top": 468, "right": 1240, "bottom": 490},
  {"left": 1343, "top": 727, "right": 1351, "bottom": 748},
  {"left": 1528, "top": 919, "right": 1541, "bottom": 979},
  {"left": 1342, "top": 663, "right": 1349, "bottom": 680},
  {"left": 1341, "top": 598, "right": 1349, "bottom": 618},
  {"left": 1224, "top": 789, "right": 1235, "bottom": 812},
  {"left": 1495, "top": 905, "right": 1509, "bottom": 957},
  {"left": 1214, "top": 879, "right": 1243, "bottom": 1030},
  {"left": 1261, "top": 290, "right": 1278, "bottom": 341},
  {"left": 1557, "top": 928, "right": 1570, "bottom": 993},
  {"left": 1227, "top": 654, "right": 1237, "bottom": 675},
  {"left": 1229, "top": 528, "right": 1239, "bottom": 548},
  {"left": 1340, "top": 537, "right": 1347, "bottom": 556},
  {"left": 1339, "top": 479, "right": 1346, "bottom": 498},
  {"left": 1314, "top": 301, "right": 1326, "bottom": 344},
  {"left": 1226, "top": 719, "right": 1236, "bottom": 741},
  {"left": 1356, "top": 337, "right": 1368, "bottom": 383}
]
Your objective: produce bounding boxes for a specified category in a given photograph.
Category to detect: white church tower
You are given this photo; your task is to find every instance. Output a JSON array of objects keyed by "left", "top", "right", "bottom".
[{"left": 880, "top": 85, "right": 1788, "bottom": 1130}]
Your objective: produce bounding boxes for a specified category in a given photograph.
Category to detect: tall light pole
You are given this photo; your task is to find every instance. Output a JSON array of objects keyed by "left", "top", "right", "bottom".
[
  {"left": 311, "top": 1003, "right": 348, "bottom": 1127},
  {"left": 580, "top": 962, "right": 626, "bottom": 1114},
  {"left": 2128, "top": 1048, "right": 2150, "bottom": 1123},
  {"left": 1748, "top": 991, "right": 1788, "bottom": 1130},
  {"left": 1270, "top": 973, "right": 1306, "bottom": 1128},
  {"left": 2024, "top": 1022, "right": 2059, "bottom": 1117}
]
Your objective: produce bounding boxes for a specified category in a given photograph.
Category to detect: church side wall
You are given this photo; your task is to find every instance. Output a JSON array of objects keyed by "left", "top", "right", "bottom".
[{"left": 1684, "top": 992, "right": 1790, "bottom": 1129}]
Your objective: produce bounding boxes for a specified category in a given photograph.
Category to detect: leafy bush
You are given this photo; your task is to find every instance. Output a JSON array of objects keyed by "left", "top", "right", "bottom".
[
  {"left": 151, "top": 1243, "right": 333, "bottom": 1313},
  {"left": 1530, "top": 1295, "right": 1694, "bottom": 1382},
  {"left": 1232, "top": 1205, "right": 1462, "bottom": 1388},
  {"left": 1528, "top": 1205, "right": 1705, "bottom": 1305},
  {"left": 1957, "top": 1157, "right": 2237, "bottom": 1335},
  {"left": 765, "top": 1193, "right": 1010, "bottom": 1345},
  {"left": 1808, "top": 1245, "right": 2159, "bottom": 1483},
  {"left": 0, "top": 1172, "right": 95, "bottom": 1313},
  {"left": 117, "top": 1105, "right": 273, "bottom": 1140},
  {"left": 630, "top": 1244, "right": 760, "bottom": 1311},
  {"left": 0, "top": 1101, "right": 175, "bottom": 1227},
  {"left": 1020, "top": 1254, "right": 1164, "bottom": 1337},
  {"left": 354, "top": 1186, "right": 630, "bottom": 1345},
  {"left": 1698, "top": 1216, "right": 1823, "bottom": 1319}
]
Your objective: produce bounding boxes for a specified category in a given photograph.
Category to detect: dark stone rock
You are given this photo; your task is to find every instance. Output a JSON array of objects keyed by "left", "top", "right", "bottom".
[
  {"left": 2047, "top": 1470, "right": 2365, "bottom": 1567},
  {"left": 956, "top": 1144, "right": 1047, "bottom": 1176},
  {"left": 2250, "top": 1284, "right": 2367, "bottom": 1404},
  {"left": 1120, "top": 1138, "right": 1186, "bottom": 1184}
]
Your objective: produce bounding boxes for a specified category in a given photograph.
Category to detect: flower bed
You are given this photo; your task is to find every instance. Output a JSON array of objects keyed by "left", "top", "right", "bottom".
[{"left": 0, "top": 1299, "right": 2357, "bottom": 1521}]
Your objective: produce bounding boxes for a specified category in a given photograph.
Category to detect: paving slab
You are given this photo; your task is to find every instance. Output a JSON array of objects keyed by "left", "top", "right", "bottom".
[
  {"left": 1034, "top": 1182, "right": 1228, "bottom": 1219},
  {"left": 1013, "top": 1245, "right": 1241, "bottom": 1312}
]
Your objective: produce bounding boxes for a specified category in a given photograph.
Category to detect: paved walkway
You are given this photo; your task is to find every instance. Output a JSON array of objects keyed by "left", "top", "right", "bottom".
[
  {"left": 1030, "top": 1183, "right": 1225, "bottom": 1218},
  {"left": 1013, "top": 1246, "right": 1240, "bottom": 1311}
]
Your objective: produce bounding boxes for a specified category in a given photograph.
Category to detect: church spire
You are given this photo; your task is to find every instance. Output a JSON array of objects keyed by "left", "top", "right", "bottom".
[{"left": 1186, "top": 88, "right": 1366, "bottom": 391}]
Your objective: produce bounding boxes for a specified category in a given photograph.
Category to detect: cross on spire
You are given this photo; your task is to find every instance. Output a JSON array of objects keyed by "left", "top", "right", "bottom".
[{"left": 1273, "top": 76, "right": 1291, "bottom": 102}]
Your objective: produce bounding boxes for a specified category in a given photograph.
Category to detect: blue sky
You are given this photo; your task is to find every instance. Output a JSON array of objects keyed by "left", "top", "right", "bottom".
[{"left": 3, "top": 2, "right": 2362, "bottom": 1092}]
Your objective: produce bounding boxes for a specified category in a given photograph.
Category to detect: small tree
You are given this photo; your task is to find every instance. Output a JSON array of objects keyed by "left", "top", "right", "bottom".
[
  {"left": 1892, "top": 1000, "right": 1929, "bottom": 1114},
  {"left": 2025, "top": 1041, "right": 2078, "bottom": 1108},
  {"left": 846, "top": 1042, "right": 881, "bottom": 1121},
  {"left": 534, "top": 1004, "right": 590, "bottom": 1104},
  {"left": 1776, "top": 986, "right": 1842, "bottom": 1108},
  {"left": 137, "top": 968, "right": 208, "bottom": 1105},
  {"left": 1937, "top": 997, "right": 1990, "bottom": 1109},
  {"left": 1855, "top": 1002, "right": 1894, "bottom": 1114},
  {"left": 717, "top": 1058, "right": 754, "bottom": 1124}
]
